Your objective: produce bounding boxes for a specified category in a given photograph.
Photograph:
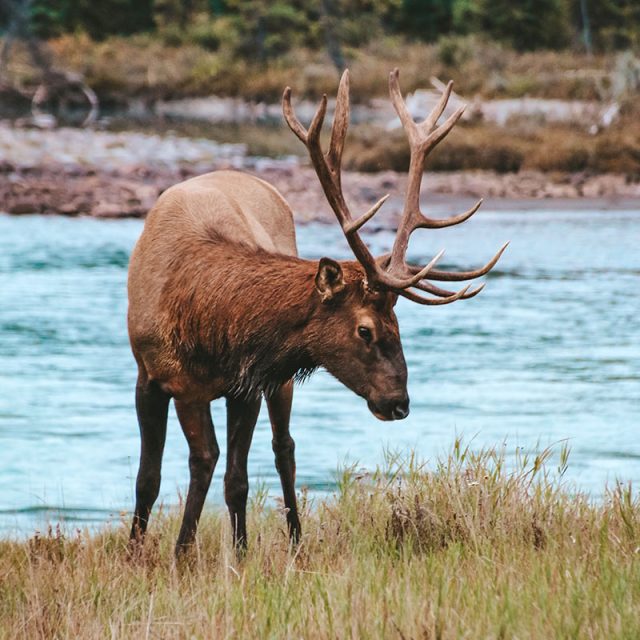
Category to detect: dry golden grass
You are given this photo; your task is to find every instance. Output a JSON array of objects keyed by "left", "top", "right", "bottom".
[
  {"left": 1, "top": 443, "right": 638, "bottom": 639},
  {"left": 31, "top": 34, "right": 614, "bottom": 103},
  {"left": 345, "top": 116, "right": 640, "bottom": 175}
]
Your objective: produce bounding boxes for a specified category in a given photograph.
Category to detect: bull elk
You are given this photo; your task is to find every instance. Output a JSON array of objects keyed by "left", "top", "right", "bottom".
[{"left": 127, "top": 69, "right": 507, "bottom": 554}]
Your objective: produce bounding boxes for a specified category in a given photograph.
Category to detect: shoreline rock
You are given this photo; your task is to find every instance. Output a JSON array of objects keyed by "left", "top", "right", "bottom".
[{"left": 3, "top": 162, "right": 640, "bottom": 223}]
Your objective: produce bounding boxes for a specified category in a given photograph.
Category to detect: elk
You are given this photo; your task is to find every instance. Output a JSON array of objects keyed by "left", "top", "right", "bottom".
[{"left": 127, "top": 68, "right": 507, "bottom": 555}]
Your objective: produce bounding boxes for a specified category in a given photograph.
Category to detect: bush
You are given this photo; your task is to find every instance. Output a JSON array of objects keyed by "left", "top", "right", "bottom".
[
  {"left": 345, "top": 124, "right": 524, "bottom": 173},
  {"left": 592, "top": 134, "right": 640, "bottom": 175}
]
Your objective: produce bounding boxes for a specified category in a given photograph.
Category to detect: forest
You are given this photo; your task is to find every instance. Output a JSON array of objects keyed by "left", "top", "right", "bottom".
[{"left": 2, "top": 0, "right": 639, "bottom": 59}]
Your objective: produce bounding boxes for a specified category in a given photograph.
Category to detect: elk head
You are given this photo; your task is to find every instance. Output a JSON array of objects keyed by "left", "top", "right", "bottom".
[{"left": 283, "top": 69, "right": 508, "bottom": 421}]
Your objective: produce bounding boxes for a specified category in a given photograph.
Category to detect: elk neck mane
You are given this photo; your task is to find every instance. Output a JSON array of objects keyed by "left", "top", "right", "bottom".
[{"left": 159, "top": 229, "right": 340, "bottom": 398}]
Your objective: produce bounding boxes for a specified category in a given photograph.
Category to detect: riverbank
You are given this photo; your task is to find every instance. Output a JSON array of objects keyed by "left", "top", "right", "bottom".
[
  {"left": 5, "top": 162, "right": 640, "bottom": 222},
  {"left": 1, "top": 446, "right": 638, "bottom": 638},
  {"left": 2, "top": 124, "right": 640, "bottom": 222}
]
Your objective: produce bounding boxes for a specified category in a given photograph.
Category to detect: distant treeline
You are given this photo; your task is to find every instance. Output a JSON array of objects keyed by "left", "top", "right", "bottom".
[{"left": 1, "top": 0, "right": 639, "bottom": 56}]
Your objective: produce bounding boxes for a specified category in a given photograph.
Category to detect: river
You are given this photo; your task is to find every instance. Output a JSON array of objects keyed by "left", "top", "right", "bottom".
[{"left": 0, "top": 209, "right": 638, "bottom": 535}]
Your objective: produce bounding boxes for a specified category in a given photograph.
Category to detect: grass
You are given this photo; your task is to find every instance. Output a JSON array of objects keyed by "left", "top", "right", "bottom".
[
  {"left": 2, "top": 34, "right": 618, "bottom": 104},
  {"left": 1, "top": 443, "right": 638, "bottom": 638},
  {"left": 344, "top": 118, "right": 640, "bottom": 175}
]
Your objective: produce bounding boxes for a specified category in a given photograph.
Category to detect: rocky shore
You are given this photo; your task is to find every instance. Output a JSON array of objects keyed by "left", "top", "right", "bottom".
[{"left": 2, "top": 124, "right": 639, "bottom": 223}]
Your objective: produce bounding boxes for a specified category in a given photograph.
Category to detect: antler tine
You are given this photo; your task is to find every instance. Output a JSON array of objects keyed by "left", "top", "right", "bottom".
[
  {"left": 387, "top": 249, "right": 445, "bottom": 290},
  {"left": 307, "top": 95, "right": 328, "bottom": 144},
  {"left": 389, "top": 68, "right": 418, "bottom": 144},
  {"left": 282, "top": 87, "right": 309, "bottom": 143},
  {"left": 422, "top": 104, "right": 466, "bottom": 154},
  {"left": 407, "top": 242, "right": 509, "bottom": 282},
  {"left": 327, "top": 70, "right": 350, "bottom": 186},
  {"left": 397, "top": 284, "right": 472, "bottom": 306},
  {"left": 420, "top": 79, "right": 454, "bottom": 134},
  {"left": 344, "top": 194, "right": 390, "bottom": 234},
  {"left": 414, "top": 280, "right": 485, "bottom": 299},
  {"left": 282, "top": 87, "right": 329, "bottom": 147},
  {"left": 417, "top": 198, "right": 483, "bottom": 230}
]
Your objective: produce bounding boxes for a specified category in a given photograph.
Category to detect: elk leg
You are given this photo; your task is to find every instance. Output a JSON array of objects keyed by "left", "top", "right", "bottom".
[
  {"left": 129, "top": 371, "right": 170, "bottom": 544},
  {"left": 175, "top": 400, "right": 219, "bottom": 555},
  {"left": 266, "top": 381, "right": 301, "bottom": 544},
  {"left": 224, "top": 395, "right": 261, "bottom": 551}
]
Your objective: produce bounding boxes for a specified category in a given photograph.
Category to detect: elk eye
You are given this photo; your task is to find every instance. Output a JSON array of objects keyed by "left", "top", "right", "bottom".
[{"left": 358, "top": 326, "right": 373, "bottom": 343}]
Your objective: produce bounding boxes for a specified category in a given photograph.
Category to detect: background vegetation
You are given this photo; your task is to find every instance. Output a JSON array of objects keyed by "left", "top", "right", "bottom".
[
  {"left": 2, "top": 0, "right": 639, "bottom": 103},
  {"left": 2, "top": 1, "right": 640, "bottom": 175},
  {"left": 5, "top": 0, "right": 640, "bottom": 56}
]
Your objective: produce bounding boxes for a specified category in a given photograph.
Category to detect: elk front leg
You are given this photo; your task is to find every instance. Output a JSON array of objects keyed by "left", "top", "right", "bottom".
[
  {"left": 175, "top": 400, "right": 219, "bottom": 556},
  {"left": 267, "top": 381, "right": 301, "bottom": 544},
  {"left": 224, "top": 395, "right": 261, "bottom": 551},
  {"left": 129, "top": 370, "right": 170, "bottom": 545}
]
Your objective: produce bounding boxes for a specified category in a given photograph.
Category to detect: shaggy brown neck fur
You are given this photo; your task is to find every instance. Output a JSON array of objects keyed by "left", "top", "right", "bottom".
[{"left": 161, "top": 233, "right": 357, "bottom": 398}]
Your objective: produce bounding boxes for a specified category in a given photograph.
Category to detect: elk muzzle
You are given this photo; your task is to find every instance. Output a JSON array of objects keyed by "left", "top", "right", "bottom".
[{"left": 367, "top": 392, "right": 410, "bottom": 422}]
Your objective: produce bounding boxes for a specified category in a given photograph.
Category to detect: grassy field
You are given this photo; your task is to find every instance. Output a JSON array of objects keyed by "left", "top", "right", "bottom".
[{"left": 1, "top": 444, "right": 638, "bottom": 638}]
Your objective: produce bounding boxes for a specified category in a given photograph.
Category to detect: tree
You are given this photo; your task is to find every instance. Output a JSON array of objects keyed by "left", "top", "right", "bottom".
[
  {"left": 395, "top": 0, "right": 454, "bottom": 42},
  {"left": 569, "top": 0, "right": 640, "bottom": 51},
  {"left": 453, "top": 0, "right": 571, "bottom": 50},
  {"left": 14, "top": 0, "right": 156, "bottom": 39}
]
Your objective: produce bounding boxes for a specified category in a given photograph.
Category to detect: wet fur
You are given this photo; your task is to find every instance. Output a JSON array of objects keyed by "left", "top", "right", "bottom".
[{"left": 160, "top": 230, "right": 367, "bottom": 399}]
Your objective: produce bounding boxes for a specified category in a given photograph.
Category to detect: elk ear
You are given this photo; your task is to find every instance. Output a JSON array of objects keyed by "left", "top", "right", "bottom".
[{"left": 315, "top": 258, "right": 345, "bottom": 302}]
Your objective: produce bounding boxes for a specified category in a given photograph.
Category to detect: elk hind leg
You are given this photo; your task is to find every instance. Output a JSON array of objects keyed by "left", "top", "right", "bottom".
[
  {"left": 267, "top": 381, "right": 301, "bottom": 544},
  {"left": 175, "top": 400, "right": 219, "bottom": 555},
  {"left": 224, "top": 395, "right": 261, "bottom": 551},
  {"left": 129, "top": 370, "right": 170, "bottom": 544}
]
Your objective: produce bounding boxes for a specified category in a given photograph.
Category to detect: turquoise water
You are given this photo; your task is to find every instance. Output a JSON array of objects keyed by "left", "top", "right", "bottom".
[{"left": 0, "top": 210, "right": 638, "bottom": 535}]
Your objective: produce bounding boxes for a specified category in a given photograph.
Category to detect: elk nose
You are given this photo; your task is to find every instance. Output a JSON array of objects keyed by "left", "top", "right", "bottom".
[{"left": 391, "top": 398, "right": 410, "bottom": 420}]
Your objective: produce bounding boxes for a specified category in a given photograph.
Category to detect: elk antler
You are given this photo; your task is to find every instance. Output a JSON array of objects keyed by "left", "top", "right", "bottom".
[{"left": 282, "top": 69, "right": 508, "bottom": 305}]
